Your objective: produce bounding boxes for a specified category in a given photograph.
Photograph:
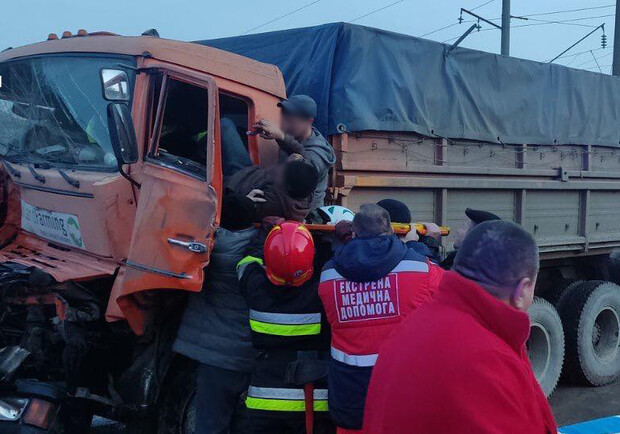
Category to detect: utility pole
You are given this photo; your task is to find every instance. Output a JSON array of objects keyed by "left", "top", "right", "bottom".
[
  {"left": 501, "top": 0, "right": 510, "bottom": 55},
  {"left": 613, "top": 0, "right": 620, "bottom": 75}
]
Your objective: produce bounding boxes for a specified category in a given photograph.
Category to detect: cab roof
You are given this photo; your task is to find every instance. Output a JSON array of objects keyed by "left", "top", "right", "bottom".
[{"left": 0, "top": 34, "right": 286, "bottom": 98}]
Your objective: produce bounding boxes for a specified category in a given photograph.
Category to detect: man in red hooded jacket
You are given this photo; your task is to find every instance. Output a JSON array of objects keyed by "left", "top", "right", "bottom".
[{"left": 363, "top": 220, "right": 557, "bottom": 434}]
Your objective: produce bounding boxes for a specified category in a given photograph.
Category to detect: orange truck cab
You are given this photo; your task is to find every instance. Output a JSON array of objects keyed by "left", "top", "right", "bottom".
[{"left": 0, "top": 31, "right": 287, "bottom": 432}]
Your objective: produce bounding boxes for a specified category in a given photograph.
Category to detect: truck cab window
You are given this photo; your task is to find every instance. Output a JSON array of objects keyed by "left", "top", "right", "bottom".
[
  {"left": 153, "top": 78, "right": 209, "bottom": 178},
  {"left": 219, "top": 93, "right": 252, "bottom": 177}
]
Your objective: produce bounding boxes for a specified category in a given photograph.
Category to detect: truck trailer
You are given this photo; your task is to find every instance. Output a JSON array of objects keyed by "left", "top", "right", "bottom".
[{"left": 0, "top": 22, "right": 618, "bottom": 432}]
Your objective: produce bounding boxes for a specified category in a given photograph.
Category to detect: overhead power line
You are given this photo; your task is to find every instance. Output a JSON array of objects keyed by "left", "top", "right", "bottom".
[
  {"left": 241, "top": 0, "right": 324, "bottom": 35},
  {"left": 420, "top": 5, "right": 614, "bottom": 41},
  {"left": 471, "top": 0, "right": 496, "bottom": 11},
  {"left": 519, "top": 4, "right": 614, "bottom": 18},
  {"left": 574, "top": 49, "right": 613, "bottom": 67},
  {"left": 590, "top": 50, "right": 603, "bottom": 72},
  {"left": 548, "top": 23, "right": 606, "bottom": 63},
  {"left": 350, "top": 0, "right": 405, "bottom": 23}
]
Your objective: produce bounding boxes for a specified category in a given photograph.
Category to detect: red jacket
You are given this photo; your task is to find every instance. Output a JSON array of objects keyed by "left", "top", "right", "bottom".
[
  {"left": 318, "top": 235, "right": 444, "bottom": 429},
  {"left": 363, "top": 271, "right": 557, "bottom": 434}
]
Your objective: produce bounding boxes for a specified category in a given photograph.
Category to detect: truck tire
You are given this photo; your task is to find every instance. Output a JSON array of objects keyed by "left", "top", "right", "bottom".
[
  {"left": 558, "top": 281, "right": 620, "bottom": 386},
  {"left": 545, "top": 280, "right": 584, "bottom": 307},
  {"left": 156, "top": 358, "right": 197, "bottom": 434},
  {"left": 527, "top": 297, "right": 565, "bottom": 396},
  {"left": 127, "top": 357, "right": 197, "bottom": 434}
]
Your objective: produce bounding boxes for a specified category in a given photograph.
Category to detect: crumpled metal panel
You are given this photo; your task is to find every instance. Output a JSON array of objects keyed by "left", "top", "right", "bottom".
[{"left": 0, "top": 232, "right": 118, "bottom": 282}]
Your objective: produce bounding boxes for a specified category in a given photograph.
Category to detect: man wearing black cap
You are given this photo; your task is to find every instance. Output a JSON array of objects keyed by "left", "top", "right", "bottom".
[
  {"left": 441, "top": 208, "right": 501, "bottom": 270},
  {"left": 252, "top": 95, "right": 336, "bottom": 213},
  {"left": 377, "top": 198, "right": 442, "bottom": 264}
]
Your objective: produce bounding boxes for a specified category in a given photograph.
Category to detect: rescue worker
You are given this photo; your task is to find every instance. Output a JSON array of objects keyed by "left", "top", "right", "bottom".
[
  {"left": 237, "top": 220, "right": 334, "bottom": 434},
  {"left": 173, "top": 193, "right": 260, "bottom": 434},
  {"left": 225, "top": 157, "right": 320, "bottom": 221},
  {"left": 363, "top": 221, "right": 557, "bottom": 434},
  {"left": 318, "top": 204, "right": 444, "bottom": 432},
  {"left": 441, "top": 207, "right": 501, "bottom": 269},
  {"left": 376, "top": 198, "right": 442, "bottom": 263},
  {"left": 252, "top": 95, "right": 336, "bottom": 215}
]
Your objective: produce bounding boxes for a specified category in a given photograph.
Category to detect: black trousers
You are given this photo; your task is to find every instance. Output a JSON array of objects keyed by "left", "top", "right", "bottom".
[
  {"left": 195, "top": 363, "right": 251, "bottom": 434},
  {"left": 249, "top": 414, "right": 335, "bottom": 434}
]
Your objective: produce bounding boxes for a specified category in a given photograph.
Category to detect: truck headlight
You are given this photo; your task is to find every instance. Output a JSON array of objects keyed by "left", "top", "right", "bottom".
[{"left": 0, "top": 397, "right": 29, "bottom": 421}]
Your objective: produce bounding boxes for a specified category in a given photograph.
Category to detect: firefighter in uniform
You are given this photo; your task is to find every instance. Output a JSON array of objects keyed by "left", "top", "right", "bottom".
[{"left": 237, "top": 220, "right": 334, "bottom": 434}]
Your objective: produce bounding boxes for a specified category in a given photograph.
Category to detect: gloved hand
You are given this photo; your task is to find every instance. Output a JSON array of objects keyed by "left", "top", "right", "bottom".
[
  {"left": 246, "top": 189, "right": 266, "bottom": 203},
  {"left": 422, "top": 222, "right": 441, "bottom": 241},
  {"left": 335, "top": 220, "right": 354, "bottom": 245},
  {"left": 404, "top": 228, "right": 419, "bottom": 243}
]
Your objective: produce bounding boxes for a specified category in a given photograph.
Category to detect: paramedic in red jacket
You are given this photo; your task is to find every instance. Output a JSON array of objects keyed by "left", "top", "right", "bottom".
[
  {"left": 318, "top": 204, "right": 444, "bottom": 432},
  {"left": 363, "top": 220, "right": 557, "bottom": 434}
]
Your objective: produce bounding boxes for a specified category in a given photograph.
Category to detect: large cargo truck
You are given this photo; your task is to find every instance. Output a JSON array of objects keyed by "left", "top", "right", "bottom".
[{"left": 0, "top": 22, "right": 618, "bottom": 432}]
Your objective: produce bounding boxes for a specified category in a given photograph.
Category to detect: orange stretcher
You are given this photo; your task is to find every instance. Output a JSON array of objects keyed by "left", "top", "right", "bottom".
[{"left": 304, "top": 223, "right": 450, "bottom": 237}]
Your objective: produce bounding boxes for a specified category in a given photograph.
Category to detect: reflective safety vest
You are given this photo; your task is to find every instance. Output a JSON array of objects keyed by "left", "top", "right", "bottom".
[
  {"left": 237, "top": 255, "right": 330, "bottom": 350},
  {"left": 237, "top": 253, "right": 331, "bottom": 420},
  {"left": 246, "top": 386, "right": 329, "bottom": 412}
]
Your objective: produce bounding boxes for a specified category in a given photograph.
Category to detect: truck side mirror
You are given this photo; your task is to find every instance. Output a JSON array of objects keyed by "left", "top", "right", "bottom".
[{"left": 107, "top": 103, "right": 139, "bottom": 164}]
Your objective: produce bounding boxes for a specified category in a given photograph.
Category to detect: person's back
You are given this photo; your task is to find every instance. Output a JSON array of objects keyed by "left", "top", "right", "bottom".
[
  {"left": 173, "top": 195, "right": 258, "bottom": 434},
  {"left": 363, "top": 221, "right": 557, "bottom": 434},
  {"left": 318, "top": 204, "right": 443, "bottom": 431},
  {"left": 225, "top": 159, "right": 319, "bottom": 222}
]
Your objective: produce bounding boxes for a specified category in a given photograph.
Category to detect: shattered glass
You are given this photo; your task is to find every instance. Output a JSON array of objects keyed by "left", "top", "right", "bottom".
[{"left": 0, "top": 56, "right": 136, "bottom": 170}]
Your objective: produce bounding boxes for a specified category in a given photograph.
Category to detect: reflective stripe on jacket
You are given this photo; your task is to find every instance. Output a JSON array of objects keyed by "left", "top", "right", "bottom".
[
  {"left": 318, "top": 235, "right": 444, "bottom": 429},
  {"left": 246, "top": 386, "right": 328, "bottom": 412}
]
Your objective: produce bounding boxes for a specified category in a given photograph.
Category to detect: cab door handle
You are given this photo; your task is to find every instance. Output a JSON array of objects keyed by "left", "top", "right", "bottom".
[{"left": 167, "top": 238, "right": 207, "bottom": 253}]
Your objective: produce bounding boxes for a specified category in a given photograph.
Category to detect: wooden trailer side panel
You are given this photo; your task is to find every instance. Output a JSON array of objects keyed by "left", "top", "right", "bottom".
[{"left": 330, "top": 132, "right": 620, "bottom": 258}]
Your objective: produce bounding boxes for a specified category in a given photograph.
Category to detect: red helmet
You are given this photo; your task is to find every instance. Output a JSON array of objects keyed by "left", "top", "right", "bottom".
[{"left": 264, "top": 221, "right": 315, "bottom": 287}]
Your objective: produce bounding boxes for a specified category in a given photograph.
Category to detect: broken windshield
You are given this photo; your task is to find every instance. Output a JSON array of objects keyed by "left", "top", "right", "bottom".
[{"left": 0, "top": 55, "right": 136, "bottom": 170}]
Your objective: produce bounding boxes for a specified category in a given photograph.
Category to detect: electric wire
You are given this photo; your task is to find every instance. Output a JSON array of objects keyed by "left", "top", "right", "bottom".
[
  {"left": 241, "top": 0, "right": 324, "bottom": 35},
  {"left": 349, "top": 0, "right": 405, "bottom": 23},
  {"left": 426, "top": 4, "right": 615, "bottom": 41}
]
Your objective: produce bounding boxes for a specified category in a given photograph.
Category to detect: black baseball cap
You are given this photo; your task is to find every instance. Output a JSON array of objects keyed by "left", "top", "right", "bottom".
[
  {"left": 465, "top": 208, "right": 501, "bottom": 225},
  {"left": 277, "top": 95, "right": 317, "bottom": 119}
]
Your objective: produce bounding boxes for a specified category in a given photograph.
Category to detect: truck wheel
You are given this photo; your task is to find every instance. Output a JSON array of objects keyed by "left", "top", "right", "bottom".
[
  {"left": 527, "top": 297, "right": 564, "bottom": 396},
  {"left": 558, "top": 281, "right": 620, "bottom": 386},
  {"left": 156, "top": 358, "right": 197, "bottom": 434},
  {"left": 545, "top": 280, "right": 584, "bottom": 307},
  {"left": 127, "top": 358, "right": 197, "bottom": 434}
]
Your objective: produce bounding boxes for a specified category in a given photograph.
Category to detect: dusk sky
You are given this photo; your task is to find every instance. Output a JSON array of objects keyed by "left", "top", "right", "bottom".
[{"left": 0, "top": 0, "right": 616, "bottom": 73}]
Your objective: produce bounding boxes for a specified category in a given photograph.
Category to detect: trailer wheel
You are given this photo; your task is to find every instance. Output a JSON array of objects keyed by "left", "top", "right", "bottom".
[
  {"left": 559, "top": 281, "right": 620, "bottom": 386},
  {"left": 527, "top": 297, "right": 564, "bottom": 396},
  {"left": 545, "top": 280, "right": 584, "bottom": 307}
]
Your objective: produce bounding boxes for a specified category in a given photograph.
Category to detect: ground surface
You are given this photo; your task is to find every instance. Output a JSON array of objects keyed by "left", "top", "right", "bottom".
[
  {"left": 550, "top": 381, "right": 620, "bottom": 427},
  {"left": 90, "top": 382, "right": 620, "bottom": 432}
]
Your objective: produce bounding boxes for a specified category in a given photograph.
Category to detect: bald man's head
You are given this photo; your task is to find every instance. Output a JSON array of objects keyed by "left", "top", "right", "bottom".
[{"left": 453, "top": 220, "right": 539, "bottom": 310}]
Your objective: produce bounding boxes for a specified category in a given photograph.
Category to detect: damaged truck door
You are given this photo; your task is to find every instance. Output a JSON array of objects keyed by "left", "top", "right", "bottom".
[{"left": 111, "top": 68, "right": 221, "bottom": 335}]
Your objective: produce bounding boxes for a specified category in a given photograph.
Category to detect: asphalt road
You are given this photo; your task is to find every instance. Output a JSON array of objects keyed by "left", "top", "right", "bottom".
[
  {"left": 90, "top": 382, "right": 620, "bottom": 432},
  {"left": 551, "top": 381, "right": 620, "bottom": 427}
]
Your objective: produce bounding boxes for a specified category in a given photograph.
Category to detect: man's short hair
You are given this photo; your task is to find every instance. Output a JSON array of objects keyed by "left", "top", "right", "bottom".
[
  {"left": 453, "top": 220, "right": 539, "bottom": 298},
  {"left": 352, "top": 204, "right": 392, "bottom": 238},
  {"left": 284, "top": 159, "right": 319, "bottom": 199},
  {"left": 377, "top": 199, "right": 411, "bottom": 224}
]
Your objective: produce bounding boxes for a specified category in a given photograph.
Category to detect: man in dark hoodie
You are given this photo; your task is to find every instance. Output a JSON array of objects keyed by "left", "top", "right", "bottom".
[
  {"left": 173, "top": 193, "right": 259, "bottom": 434},
  {"left": 252, "top": 95, "right": 336, "bottom": 213},
  {"left": 318, "top": 204, "right": 444, "bottom": 432}
]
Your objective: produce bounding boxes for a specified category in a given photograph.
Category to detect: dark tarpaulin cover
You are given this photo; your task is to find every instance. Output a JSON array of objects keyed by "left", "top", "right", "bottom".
[{"left": 197, "top": 22, "right": 620, "bottom": 147}]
